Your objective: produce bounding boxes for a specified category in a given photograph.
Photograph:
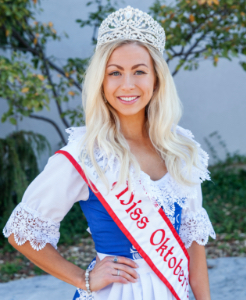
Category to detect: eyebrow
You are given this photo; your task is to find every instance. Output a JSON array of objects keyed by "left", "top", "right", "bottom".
[{"left": 107, "top": 63, "right": 148, "bottom": 70}]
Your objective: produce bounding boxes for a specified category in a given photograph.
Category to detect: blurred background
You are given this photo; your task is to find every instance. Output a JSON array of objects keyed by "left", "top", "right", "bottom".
[{"left": 0, "top": 0, "right": 245, "bottom": 297}]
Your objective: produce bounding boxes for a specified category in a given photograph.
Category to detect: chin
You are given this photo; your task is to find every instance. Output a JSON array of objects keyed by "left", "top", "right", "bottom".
[{"left": 116, "top": 107, "right": 146, "bottom": 117}]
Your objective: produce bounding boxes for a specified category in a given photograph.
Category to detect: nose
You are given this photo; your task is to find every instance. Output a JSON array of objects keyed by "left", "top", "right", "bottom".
[{"left": 121, "top": 74, "right": 135, "bottom": 91}]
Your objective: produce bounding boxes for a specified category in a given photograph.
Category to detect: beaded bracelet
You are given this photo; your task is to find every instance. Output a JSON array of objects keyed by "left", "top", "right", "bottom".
[{"left": 85, "top": 268, "right": 92, "bottom": 294}]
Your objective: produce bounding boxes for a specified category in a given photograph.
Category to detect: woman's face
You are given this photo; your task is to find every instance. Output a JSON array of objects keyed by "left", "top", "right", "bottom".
[{"left": 102, "top": 43, "right": 157, "bottom": 118}]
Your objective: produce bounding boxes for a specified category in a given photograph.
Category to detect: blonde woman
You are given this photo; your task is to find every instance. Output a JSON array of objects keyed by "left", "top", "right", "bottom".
[{"left": 3, "top": 6, "right": 215, "bottom": 300}]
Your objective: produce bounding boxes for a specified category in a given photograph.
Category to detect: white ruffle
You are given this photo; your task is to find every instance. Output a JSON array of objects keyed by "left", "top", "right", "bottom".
[
  {"left": 176, "top": 125, "right": 211, "bottom": 184},
  {"left": 71, "top": 125, "right": 211, "bottom": 225},
  {"left": 66, "top": 126, "right": 86, "bottom": 144},
  {"left": 3, "top": 203, "right": 60, "bottom": 250},
  {"left": 179, "top": 207, "right": 216, "bottom": 248},
  {"left": 74, "top": 255, "right": 177, "bottom": 300}
]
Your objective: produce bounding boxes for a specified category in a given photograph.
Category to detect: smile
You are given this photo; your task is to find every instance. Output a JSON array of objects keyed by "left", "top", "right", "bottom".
[{"left": 117, "top": 96, "right": 140, "bottom": 104}]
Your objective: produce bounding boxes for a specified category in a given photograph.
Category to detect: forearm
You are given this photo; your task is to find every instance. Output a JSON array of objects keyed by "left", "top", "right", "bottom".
[
  {"left": 188, "top": 242, "right": 211, "bottom": 300},
  {"left": 8, "top": 233, "right": 86, "bottom": 290}
]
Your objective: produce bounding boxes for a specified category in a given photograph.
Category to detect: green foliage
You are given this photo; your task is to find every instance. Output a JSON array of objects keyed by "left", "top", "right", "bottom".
[
  {"left": 202, "top": 131, "right": 246, "bottom": 235},
  {"left": 150, "top": 0, "right": 246, "bottom": 75},
  {"left": 1, "top": 0, "right": 245, "bottom": 142},
  {"left": 203, "top": 153, "right": 246, "bottom": 234},
  {"left": 76, "top": 0, "right": 119, "bottom": 43},
  {"left": 33, "top": 265, "right": 46, "bottom": 275},
  {"left": 0, "top": 262, "right": 22, "bottom": 275},
  {"left": 59, "top": 203, "right": 89, "bottom": 245},
  {"left": 0, "top": 0, "right": 87, "bottom": 143},
  {"left": 0, "top": 53, "right": 50, "bottom": 124},
  {"left": 0, "top": 130, "right": 50, "bottom": 247}
]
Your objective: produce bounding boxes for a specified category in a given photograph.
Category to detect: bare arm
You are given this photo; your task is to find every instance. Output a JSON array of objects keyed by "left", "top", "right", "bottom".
[
  {"left": 8, "top": 233, "right": 138, "bottom": 291},
  {"left": 8, "top": 234, "right": 86, "bottom": 289},
  {"left": 187, "top": 241, "right": 211, "bottom": 300}
]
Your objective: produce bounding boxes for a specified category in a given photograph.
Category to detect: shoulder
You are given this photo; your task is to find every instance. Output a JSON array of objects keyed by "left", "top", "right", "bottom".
[
  {"left": 58, "top": 126, "right": 87, "bottom": 162},
  {"left": 174, "top": 125, "right": 195, "bottom": 141},
  {"left": 65, "top": 126, "right": 87, "bottom": 144},
  {"left": 174, "top": 125, "right": 210, "bottom": 183}
]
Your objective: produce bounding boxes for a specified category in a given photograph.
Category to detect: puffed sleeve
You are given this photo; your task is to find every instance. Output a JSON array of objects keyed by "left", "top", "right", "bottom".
[
  {"left": 174, "top": 125, "right": 216, "bottom": 248},
  {"left": 2, "top": 153, "right": 89, "bottom": 251},
  {"left": 179, "top": 183, "right": 216, "bottom": 249}
]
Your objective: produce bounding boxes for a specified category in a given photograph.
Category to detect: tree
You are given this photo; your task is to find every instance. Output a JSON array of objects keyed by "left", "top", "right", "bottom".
[
  {"left": 1, "top": 0, "right": 245, "bottom": 144},
  {"left": 0, "top": 130, "right": 50, "bottom": 246},
  {"left": 150, "top": 0, "right": 246, "bottom": 76}
]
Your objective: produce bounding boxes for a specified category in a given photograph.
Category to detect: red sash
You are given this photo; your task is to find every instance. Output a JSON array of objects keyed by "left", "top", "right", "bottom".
[{"left": 56, "top": 149, "right": 190, "bottom": 300}]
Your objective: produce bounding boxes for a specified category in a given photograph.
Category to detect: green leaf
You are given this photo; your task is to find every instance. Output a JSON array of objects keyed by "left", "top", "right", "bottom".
[
  {"left": 9, "top": 117, "right": 17, "bottom": 125},
  {"left": 231, "top": 49, "right": 238, "bottom": 57},
  {"left": 226, "top": 0, "right": 234, "bottom": 5},
  {"left": 239, "top": 61, "right": 246, "bottom": 71}
]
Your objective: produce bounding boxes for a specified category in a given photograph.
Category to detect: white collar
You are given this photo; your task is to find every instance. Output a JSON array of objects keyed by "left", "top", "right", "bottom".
[{"left": 65, "top": 126, "right": 210, "bottom": 219}]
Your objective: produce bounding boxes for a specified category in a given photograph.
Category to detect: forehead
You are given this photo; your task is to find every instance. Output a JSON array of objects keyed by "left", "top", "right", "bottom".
[{"left": 107, "top": 43, "right": 153, "bottom": 67}]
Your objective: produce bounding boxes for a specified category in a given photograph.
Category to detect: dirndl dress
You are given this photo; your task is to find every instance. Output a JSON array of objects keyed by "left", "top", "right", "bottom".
[{"left": 3, "top": 126, "right": 216, "bottom": 300}]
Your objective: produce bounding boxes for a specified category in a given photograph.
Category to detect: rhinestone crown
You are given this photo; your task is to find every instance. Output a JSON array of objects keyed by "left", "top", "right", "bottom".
[{"left": 96, "top": 6, "right": 166, "bottom": 54}]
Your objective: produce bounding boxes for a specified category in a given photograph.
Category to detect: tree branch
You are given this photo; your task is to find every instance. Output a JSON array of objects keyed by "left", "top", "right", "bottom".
[
  {"left": 43, "top": 57, "right": 70, "bottom": 128},
  {"left": 29, "top": 114, "right": 66, "bottom": 145},
  {"left": 9, "top": 27, "right": 82, "bottom": 91},
  {"left": 171, "top": 31, "right": 209, "bottom": 77}
]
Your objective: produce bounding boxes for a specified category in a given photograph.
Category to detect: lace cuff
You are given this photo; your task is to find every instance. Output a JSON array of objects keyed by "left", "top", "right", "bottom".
[
  {"left": 3, "top": 203, "right": 60, "bottom": 251},
  {"left": 179, "top": 207, "right": 216, "bottom": 249}
]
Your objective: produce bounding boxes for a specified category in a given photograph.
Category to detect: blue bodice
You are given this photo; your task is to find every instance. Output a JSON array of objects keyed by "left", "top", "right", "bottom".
[{"left": 79, "top": 187, "right": 182, "bottom": 259}]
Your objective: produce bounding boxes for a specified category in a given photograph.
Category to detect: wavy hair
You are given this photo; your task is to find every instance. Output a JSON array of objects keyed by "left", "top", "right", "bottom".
[{"left": 79, "top": 39, "right": 200, "bottom": 192}]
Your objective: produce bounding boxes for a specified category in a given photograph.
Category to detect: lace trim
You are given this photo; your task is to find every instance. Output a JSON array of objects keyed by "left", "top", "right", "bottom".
[
  {"left": 66, "top": 126, "right": 211, "bottom": 224},
  {"left": 176, "top": 125, "right": 211, "bottom": 184},
  {"left": 136, "top": 171, "right": 190, "bottom": 216},
  {"left": 3, "top": 203, "right": 60, "bottom": 251},
  {"left": 66, "top": 126, "right": 86, "bottom": 144},
  {"left": 179, "top": 207, "right": 216, "bottom": 249}
]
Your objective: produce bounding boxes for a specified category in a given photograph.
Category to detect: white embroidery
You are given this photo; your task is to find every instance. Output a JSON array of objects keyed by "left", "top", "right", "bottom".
[
  {"left": 67, "top": 126, "right": 214, "bottom": 237},
  {"left": 176, "top": 125, "right": 211, "bottom": 184},
  {"left": 66, "top": 126, "right": 86, "bottom": 144},
  {"left": 3, "top": 203, "right": 60, "bottom": 251},
  {"left": 179, "top": 207, "right": 216, "bottom": 248}
]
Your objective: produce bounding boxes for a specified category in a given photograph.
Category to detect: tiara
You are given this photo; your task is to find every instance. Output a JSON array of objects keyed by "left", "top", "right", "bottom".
[{"left": 96, "top": 6, "right": 166, "bottom": 54}]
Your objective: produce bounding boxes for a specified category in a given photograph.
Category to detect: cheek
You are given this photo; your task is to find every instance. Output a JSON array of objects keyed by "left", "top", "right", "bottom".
[
  {"left": 136, "top": 77, "right": 155, "bottom": 96},
  {"left": 103, "top": 78, "right": 117, "bottom": 96}
]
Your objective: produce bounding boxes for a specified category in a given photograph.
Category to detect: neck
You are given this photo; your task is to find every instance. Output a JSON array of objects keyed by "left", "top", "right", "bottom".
[{"left": 118, "top": 111, "right": 148, "bottom": 141}]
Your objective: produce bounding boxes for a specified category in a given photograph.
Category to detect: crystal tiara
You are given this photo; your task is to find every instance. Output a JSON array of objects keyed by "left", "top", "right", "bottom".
[{"left": 96, "top": 6, "right": 166, "bottom": 54}]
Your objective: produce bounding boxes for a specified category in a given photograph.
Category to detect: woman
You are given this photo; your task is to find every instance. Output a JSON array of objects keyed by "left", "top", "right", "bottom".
[{"left": 3, "top": 6, "right": 215, "bottom": 300}]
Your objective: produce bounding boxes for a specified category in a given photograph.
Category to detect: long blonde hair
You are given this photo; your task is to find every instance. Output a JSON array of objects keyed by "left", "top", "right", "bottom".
[{"left": 80, "top": 39, "right": 200, "bottom": 192}]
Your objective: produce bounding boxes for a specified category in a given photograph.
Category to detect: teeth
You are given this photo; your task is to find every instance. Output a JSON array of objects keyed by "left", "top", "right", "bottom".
[{"left": 119, "top": 96, "right": 138, "bottom": 101}]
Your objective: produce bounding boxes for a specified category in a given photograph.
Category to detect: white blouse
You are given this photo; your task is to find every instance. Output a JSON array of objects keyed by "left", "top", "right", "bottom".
[
  {"left": 3, "top": 148, "right": 215, "bottom": 251},
  {"left": 2, "top": 126, "right": 216, "bottom": 300}
]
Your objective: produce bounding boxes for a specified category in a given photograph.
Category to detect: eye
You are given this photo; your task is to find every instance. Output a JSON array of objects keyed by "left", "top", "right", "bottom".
[
  {"left": 109, "top": 71, "right": 121, "bottom": 76},
  {"left": 135, "top": 70, "right": 146, "bottom": 75}
]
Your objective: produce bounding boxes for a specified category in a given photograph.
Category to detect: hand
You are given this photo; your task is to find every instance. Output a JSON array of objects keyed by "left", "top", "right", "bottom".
[{"left": 89, "top": 255, "right": 139, "bottom": 292}]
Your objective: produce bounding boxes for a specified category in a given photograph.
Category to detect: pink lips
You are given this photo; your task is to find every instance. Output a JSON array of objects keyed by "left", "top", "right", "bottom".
[{"left": 117, "top": 96, "right": 140, "bottom": 105}]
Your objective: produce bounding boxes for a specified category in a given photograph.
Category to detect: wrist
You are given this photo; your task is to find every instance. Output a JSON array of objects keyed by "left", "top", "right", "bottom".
[
  {"left": 77, "top": 269, "right": 86, "bottom": 290},
  {"left": 85, "top": 269, "right": 92, "bottom": 294}
]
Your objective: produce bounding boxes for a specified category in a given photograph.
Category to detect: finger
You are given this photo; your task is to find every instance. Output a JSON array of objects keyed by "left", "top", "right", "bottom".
[
  {"left": 106, "top": 256, "right": 139, "bottom": 268},
  {"left": 109, "top": 274, "right": 128, "bottom": 284},
  {"left": 113, "top": 269, "right": 138, "bottom": 283},
  {"left": 113, "top": 263, "right": 139, "bottom": 279}
]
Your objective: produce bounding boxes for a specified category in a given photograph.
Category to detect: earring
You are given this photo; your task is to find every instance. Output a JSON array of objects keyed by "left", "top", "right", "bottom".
[{"left": 102, "top": 91, "right": 107, "bottom": 103}]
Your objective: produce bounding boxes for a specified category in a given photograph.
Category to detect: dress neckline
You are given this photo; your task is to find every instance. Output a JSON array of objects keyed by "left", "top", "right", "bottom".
[{"left": 140, "top": 170, "right": 169, "bottom": 185}]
